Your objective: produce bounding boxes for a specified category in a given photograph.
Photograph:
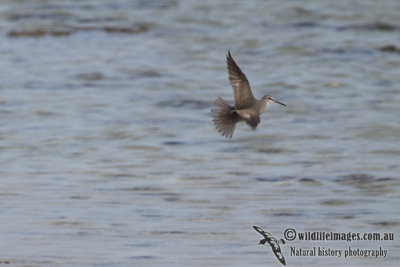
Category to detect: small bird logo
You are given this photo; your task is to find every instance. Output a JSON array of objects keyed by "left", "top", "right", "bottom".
[{"left": 253, "top": 225, "right": 286, "bottom": 266}]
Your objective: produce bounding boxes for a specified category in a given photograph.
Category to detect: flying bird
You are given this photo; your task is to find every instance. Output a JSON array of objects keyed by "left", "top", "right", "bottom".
[
  {"left": 211, "top": 51, "right": 286, "bottom": 138},
  {"left": 253, "top": 225, "right": 286, "bottom": 266}
]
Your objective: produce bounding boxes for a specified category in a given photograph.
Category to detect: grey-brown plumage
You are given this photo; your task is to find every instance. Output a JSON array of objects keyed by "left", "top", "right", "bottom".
[{"left": 211, "top": 51, "right": 286, "bottom": 138}]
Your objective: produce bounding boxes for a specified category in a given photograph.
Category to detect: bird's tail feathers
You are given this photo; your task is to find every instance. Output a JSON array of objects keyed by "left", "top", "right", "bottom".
[{"left": 211, "top": 97, "right": 239, "bottom": 139}]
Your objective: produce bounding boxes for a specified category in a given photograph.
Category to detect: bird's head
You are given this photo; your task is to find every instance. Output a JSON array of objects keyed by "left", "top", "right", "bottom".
[
  {"left": 261, "top": 95, "right": 286, "bottom": 107},
  {"left": 258, "top": 239, "right": 267, "bottom": 245}
]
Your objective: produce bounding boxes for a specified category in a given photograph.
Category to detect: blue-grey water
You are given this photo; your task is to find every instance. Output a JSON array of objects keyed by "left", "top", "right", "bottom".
[{"left": 1, "top": 0, "right": 399, "bottom": 266}]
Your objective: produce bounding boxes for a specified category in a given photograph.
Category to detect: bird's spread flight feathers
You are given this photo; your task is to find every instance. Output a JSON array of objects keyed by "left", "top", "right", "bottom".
[{"left": 227, "top": 51, "right": 256, "bottom": 109}]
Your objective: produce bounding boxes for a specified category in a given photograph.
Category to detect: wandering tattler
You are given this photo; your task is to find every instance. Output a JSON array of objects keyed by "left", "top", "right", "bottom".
[{"left": 211, "top": 51, "right": 286, "bottom": 138}]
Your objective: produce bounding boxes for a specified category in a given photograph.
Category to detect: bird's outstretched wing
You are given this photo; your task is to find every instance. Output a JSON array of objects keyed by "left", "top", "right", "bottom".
[
  {"left": 269, "top": 240, "right": 286, "bottom": 266},
  {"left": 227, "top": 51, "right": 256, "bottom": 109},
  {"left": 253, "top": 225, "right": 271, "bottom": 238}
]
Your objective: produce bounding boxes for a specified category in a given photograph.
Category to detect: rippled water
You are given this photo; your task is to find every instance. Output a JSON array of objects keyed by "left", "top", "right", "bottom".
[{"left": 1, "top": 0, "right": 399, "bottom": 266}]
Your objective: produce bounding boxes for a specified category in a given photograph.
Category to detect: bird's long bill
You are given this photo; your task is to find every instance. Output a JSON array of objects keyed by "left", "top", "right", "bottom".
[{"left": 272, "top": 99, "right": 286, "bottom": 106}]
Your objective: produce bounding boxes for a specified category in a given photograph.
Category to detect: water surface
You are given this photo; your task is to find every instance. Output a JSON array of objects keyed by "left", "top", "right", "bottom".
[{"left": 1, "top": 0, "right": 399, "bottom": 266}]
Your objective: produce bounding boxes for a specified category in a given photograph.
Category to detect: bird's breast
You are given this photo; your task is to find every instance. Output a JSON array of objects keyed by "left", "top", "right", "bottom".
[{"left": 258, "top": 102, "right": 269, "bottom": 115}]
